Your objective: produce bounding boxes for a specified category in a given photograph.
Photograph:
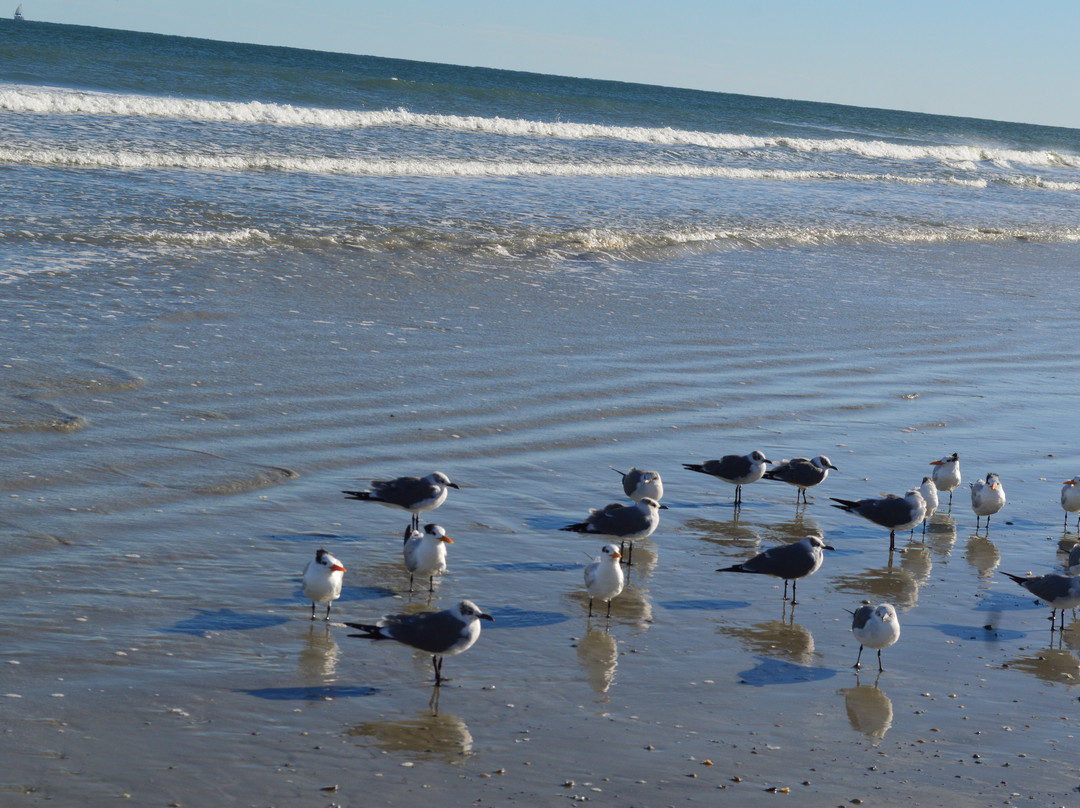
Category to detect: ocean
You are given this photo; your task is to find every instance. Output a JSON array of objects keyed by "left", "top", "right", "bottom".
[{"left": 5, "top": 18, "right": 1080, "bottom": 806}]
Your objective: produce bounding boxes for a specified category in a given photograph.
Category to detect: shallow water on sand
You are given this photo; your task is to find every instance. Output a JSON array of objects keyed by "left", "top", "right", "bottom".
[{"left": 5, "top": 241, "right": 1080, "bottom": 805}]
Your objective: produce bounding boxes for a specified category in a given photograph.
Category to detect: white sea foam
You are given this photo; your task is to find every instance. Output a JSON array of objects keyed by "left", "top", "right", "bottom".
[{"left": 3, "top": 84, "right": 1079, "bottom": 171}]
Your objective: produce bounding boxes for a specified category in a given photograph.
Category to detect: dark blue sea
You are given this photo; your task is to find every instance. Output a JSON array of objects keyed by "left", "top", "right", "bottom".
[{"left": 4, "top": 19, "right": 1080, "bottom": 807}]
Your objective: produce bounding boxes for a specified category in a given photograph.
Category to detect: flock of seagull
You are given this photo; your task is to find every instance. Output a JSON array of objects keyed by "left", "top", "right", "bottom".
[{"left": 296, "top": 453, "right": 1080, "bottom": 685}]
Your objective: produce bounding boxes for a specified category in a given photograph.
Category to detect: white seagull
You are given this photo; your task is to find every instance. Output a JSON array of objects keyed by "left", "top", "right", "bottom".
[
  {"left": 343, "top": 471, "right": 459, "bottom": 529},
  {"left": 683, "top": 449, "right": 771, "bottom": 506},
  {"left": 346, "top": 599, "right": 494, "bottom": 686},
  {"left": 850, "top": 603, "right": 900, "bottom": 672},
  {"left": 970, "top": 472, "right": 1006, "bottom": 532},
  {"left": 610, "top": 466, "right": 664, "bottom": 503},
  {"left": 716, "top": 535, "right": 834, "bottom": 604},
  {"left": 1002, "top": 572, "right": 1080, "bottom": 632},
  {"left": 930, "top": 453, "right": 961, "bottom": 509},
  {"left": 1061, "top": 476, "right": 1080, "bottom": 531},
  {"left": 301, "top": 548, "right": 347, "bottom": 621},
  {"left": 762, "top": 456, "right": 838, "bottom": 505},
  {"left": 830, "top": 489, "right": 926, "bottom": 551},
  {"left": 403, "top": 523, "right": 453, "bottom": 592},
  {"left": 584, "top": 543, "right": 625, "bottom": 618},
  {"left": 918, "top": 476, "right": 939, "bottom": 532},
  {"left": 561, "top": 497, "right": 664, "bottom": 565}
]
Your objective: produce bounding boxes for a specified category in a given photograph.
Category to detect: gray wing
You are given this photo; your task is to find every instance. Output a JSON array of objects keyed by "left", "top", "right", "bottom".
[
  {"left": 589, "top": 504, "right": 646, "bottom": 536},
  {"left": 372, "top": 476, "right": 436, "bottom": 507},
  {"left": 851, "top": 604, "right": 875, "bottom": 631},
  {"left": 854, "top": 496, "right": 913, "bottom": 528},
  {"left": 379, "top": 610, "right": 467, "bottom": 654},
  {"left": 703, "top": 454, "right": 751, "bottom": 481},
  {"left": 1023, "top": 574, "right": 1076, "bottom": 603},
  {"left": 742, "top": 542, "right": 816, "bottom": 579}
]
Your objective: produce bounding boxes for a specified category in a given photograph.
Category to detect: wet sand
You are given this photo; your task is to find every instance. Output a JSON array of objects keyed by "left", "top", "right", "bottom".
[{"left": 4, "top": 241, "right": 1080, "bottom": 806}]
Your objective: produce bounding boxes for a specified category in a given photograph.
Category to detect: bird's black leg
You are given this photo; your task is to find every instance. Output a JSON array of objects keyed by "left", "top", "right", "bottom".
[
  {"left": 854, "top": 645, "right": 864, "bottom": 669},
  {"left": 325, "top": 603, "right": 332, "bottom": 620},
  {"left": 409, "top": 574, "right": 415, "bottom": 593},
  {"left": 310, "top": 602, "right": 316, "bottom": 621},
  {"left": 432, "top": 655, "right": 444, "bottom": 686},
  {"left": 588, "top": 598, "right": 594, "bottom": 618},
  {"left": 877, "top": 649, "right": 884, "bottom": 673},
  {"left": 889, "top": 530, "right": 896, "bottom": 551},
  {"left": 790, "top": 579, "right": 798, "bottom": 605},
  {"left": 605, "top": 599, "right": 612, "bottom": 618},
  {"left": 428, "top": 575, "right": 435, "bottom": 593}
]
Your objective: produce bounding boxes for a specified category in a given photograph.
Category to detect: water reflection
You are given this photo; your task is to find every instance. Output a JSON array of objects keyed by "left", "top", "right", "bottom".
[
  {"left": 964, "top": 535, "right": 1000, "bottom": 578},
  {"left": 1004, "top": 647, "right": 1080, "bottom": 684},
  {"left": 841, "top": 679, "right": 893, "bottom": 742},
  {"left": 831, "top": 555, "right": 921, "bottom": 610},
  {"left": 576, "top": 626, "right": 618, "bottom": 695},
  {"left": 923, "top": 513, "right": 958, "bottom": 560},
  {"left": 717, "top": 616, "right": 817, "bottom": 666},
  {"left": 299, "top": 623, "right": 340, "bottom": 680},
  {"left": 347, "top": 709, "right": 474, "bottom": 762}
]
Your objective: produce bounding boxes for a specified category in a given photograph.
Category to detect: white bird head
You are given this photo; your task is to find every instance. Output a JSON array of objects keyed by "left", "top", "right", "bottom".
[
  {"left": 314, "top": 548, "right": 346, "bottom": 573},
  {"left": 455, "top": 600, "right": 494, "bottom": 623},
  {"left": 423, "top": 523, "right": 454, "bottom": 544}
]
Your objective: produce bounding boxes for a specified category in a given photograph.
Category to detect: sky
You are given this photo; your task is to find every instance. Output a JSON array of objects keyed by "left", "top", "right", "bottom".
[{"left": 16, "top": 0, "right": 1080, "bottom": 129}]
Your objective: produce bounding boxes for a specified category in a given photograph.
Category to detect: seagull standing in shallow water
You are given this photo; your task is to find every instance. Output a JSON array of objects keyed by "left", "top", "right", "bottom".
[
  {"left": 346, "top": 599, "right": 494, "bottom": 686},
  {"left": 343, "top": 471, "right": 459, "bottom": 529},
  {"left": 716, "top": 535, "right": 833, "bottom": 604},
  {"left": 561, "top": 497, "right": 664, "bottom": 566},
  {"left": 850, "top": 603, "right": 900, "bottom": 672},
  {"left": 683, "top": 450, "right": 770, "bottom": 507},
  {"left": 918, "top": 476, "right": 939, "bottom": 533},
  {"left": 584, "top": 543, "right": 625, "bottom": 618},
  {"left": 1061, "top": 476, "right": 1080, "bottom": 531},
  {"left": 403, "top": 523, "right": 453, "bottom": 593},
  {"left": 1002, "top": 572, "right": 1080, "bottom": 632},
  {"left": 610, "top": 466, "right": 664, "bottom": 503},
  {"left": 831, "top": 489, "right": 926, "bottom": 551},
  {"left": 970, "top": 472, "right": 1005, "bottom": 533},
  {"left": 930, "top": 453, "right": 961, "bottom": 510},
  {"left": 301, "top": 548, "right": 346, "bottom": 620},
  {"left": 762, "top": 456, "right": 838, "bottom": 506}
]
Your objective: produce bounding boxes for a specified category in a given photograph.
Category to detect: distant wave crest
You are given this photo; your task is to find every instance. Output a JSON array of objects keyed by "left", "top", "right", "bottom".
[{"left": 3, "top": 85, "right": 1079, "bottom": 170}]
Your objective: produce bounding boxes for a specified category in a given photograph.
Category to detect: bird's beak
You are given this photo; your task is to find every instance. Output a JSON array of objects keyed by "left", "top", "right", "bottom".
[
  {"left": 612, "top": 551, "right": 622, "bottom": 560},
  {"left": 441, "top": 536, "right": 454, "bottom": 544},
  {"left": 1065, "top": 480, "right": 1076, "bottom": 486},
  {"left": 930, "top": 460, "right": 943, "bottom": 466},
  {"left": 659, "top": 503, "right": 669, "bottom": 509},
  {"left": 332, "top": 564, "right": 346, "bottom": 572},
  {"left": 448, "top": 482, "right": 461, "bottom": 489},
  {"left": 989, "top": 482, "right": 997, "bottom": 490},
  {"left": 480, "top": 613, "right": 494, "bottom": 622},
  {"left": 824, "top": 544, "right": 836, "bottom": 551}
]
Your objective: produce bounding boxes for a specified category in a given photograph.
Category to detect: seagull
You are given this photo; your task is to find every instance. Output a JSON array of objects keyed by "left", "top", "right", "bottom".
[
  {"left": 716, "top": 535, "right": 834, "bottom": 604},
  {"left": 970, "top": 472, "right": 1005, "bottom": 532},
  {"left": 301, "top": 548, "right": 346, "bottom": 621},
  {"left": 930, "top": 453, "right": 961, "bottom": 509},
  {"left": 561, "top": 497, "right": 665, "bottom": 565},
  {"left": 343, "top": 471, "right": 459, "bottom": 529},
  {"left": 762, "top": 456, "right": 838, "bottom": 505},
  {"left": 1001, "top": 572, "right": 1080, "bottom": 632},
  {"left": 918, "top": 476, "right": 939, "bottom": 533},
  {"left": 345, "top": 600, "right": 494, "bottom": 686},
  {"left": 831, "top": 489, "right": 926, "bottom": 551},
  {"left": 1061, "top": 477, "right": 1080, "bottom": 531},
  {"left": 584, "top": 543, "right": 625, "bottom": 618},
  {"left": 610, "top": 466, "right": 664, "bottom": 503},
  {"left": 403, "top": 523, "right": 453, "bottom": 593},
  {"left": 850, "top": 603, "right": 900, "bottom": 672},
  {"left": 682, "top": 450, "right": 771, "bottom": 506}
]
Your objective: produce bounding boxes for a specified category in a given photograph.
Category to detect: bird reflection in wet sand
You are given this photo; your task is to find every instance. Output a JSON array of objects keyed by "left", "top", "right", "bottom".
[
  {"left": 299, "top": 623, "right": 340, "bottom": 680},
  {"left": 964, "top": 535, "right": 1000, "bottom": 578},
  {"left": 717, "top": 617, "right": 817, "bottom": 666},
  {"left": 1004, "top": 648, "right": 1080, "bottom": 683},
  {"left": 842, "top": 680, "right": 893, "bottom": 743},
  {"left": 576, "top": 626, "right": 619, "bottom": 695},
  {"left": 347, "top": 710, "right": 474, "bottom": 761}
]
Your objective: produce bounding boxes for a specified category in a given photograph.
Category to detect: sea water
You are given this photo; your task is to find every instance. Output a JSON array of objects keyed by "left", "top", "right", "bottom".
[{"left": 4, "top": 19, "right": 1080, "bottom": 806}]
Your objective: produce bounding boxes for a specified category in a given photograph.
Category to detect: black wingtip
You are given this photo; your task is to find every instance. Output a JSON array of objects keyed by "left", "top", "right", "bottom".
[{"left": 561, "top": 523, "right": 590, "bottom": 533}]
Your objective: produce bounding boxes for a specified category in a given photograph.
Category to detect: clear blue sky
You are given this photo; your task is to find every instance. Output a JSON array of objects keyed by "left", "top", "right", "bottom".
[{"left": 19, "top": 0, "right": 1080, "bottom": 129}]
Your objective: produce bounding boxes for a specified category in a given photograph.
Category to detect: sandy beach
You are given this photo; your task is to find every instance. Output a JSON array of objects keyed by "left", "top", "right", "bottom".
[{"left": 5, "top": 238, "right": 1080, "bottom": 806}]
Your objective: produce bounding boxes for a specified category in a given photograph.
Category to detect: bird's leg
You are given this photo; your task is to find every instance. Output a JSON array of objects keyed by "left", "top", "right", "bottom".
[
  {"left": 889, "top": 530, "right": 896, "bottom": 552},
  {"left": 432, "top": 655, "right": 443, "bottom": 686},
  {"left": 735, "top": 485, "right": 742, "bottom": 506},
  {"left": 877, "top": 649, "right": 884, "bottom": 673},
  {"left": 790, "top": 579, "right": 798, "bottom": 605},
  {"left": 605, "top": 599, "right": 612, "bottom": 619},
  {"left": 324, "top": 603, "right": 332, "bottom": 621},
  {"left": 782, "top": 579, "right": 790, "bottom": 601},
  {"left": 854, "top": 645, "right": 864, "bottom": 669},
  {"left": 588, "top": 598, "right": 594, "bottom": 618},
  {"left": 310, "top": 602, "right": 316, "bottom": 621},
  {"left": 409, "top": 575, "right": 415, "bottom": 593},
  {"left": 428, "top": 575, "right": 435, "bottom": 593}
]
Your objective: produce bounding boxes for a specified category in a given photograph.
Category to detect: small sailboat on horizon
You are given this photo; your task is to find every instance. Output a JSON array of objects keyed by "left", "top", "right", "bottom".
[{"left": 14, "top": 4, "right": 24, "bottom": 20}]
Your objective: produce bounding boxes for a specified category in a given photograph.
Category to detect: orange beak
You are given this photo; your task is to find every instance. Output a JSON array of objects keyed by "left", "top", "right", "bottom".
[
  {"left": 612, "top": 551, "right": 622, "bottom": 559},
  {"left": 930, "top": 460, "right": 944, "bottom": 466},
  {"left": 1065, "top": 480, "right": 1076, "bottom": 486},
  {"left": 441, "top": 536, "right": 454, "bottom": 544},
  {"left": 331, "top": 564, "right": 346, "bottom": 572}
]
